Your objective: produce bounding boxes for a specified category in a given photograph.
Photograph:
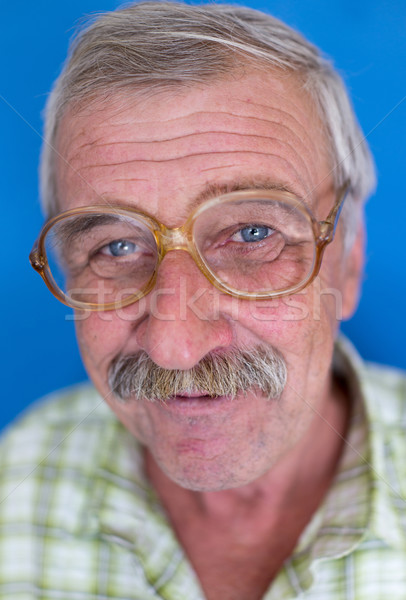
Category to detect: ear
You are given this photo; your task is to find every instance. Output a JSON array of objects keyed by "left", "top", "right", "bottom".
[{"left": 341, "top": 219, "right": 365, "bottom": 320}]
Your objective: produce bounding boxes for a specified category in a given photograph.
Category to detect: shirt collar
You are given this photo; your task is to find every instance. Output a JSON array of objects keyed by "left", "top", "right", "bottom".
[
  {"left": 293, "top": 335, "right": 371, "bottom": 564},
  {"left": 295, "top": 335, "right": 406, "bottom": 567}
]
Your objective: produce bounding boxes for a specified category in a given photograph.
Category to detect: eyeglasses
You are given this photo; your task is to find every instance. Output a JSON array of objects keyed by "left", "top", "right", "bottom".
[{"left": 29, "top": 184, "right": 349, "bottom": 311}]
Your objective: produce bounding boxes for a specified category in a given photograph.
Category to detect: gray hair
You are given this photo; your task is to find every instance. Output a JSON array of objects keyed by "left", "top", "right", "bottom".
[{"left": 40, "top": 1, "right": 376, "bottom": 246}]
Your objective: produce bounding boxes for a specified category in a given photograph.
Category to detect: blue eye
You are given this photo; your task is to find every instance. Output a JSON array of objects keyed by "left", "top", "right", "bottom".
[
  {"left": 233, "top": 225, "right": 273, "bottom": 243},
  {"left": 105, "top": 240, "right": 137, "bottom": 256}
]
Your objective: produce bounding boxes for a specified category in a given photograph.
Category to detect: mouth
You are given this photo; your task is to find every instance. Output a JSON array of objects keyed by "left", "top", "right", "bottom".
[
  {"left": 171, "top": 392, "right": 219, "bottom": 400},
  {"left": 156, "top": 392, "right": 234, "bottom": 413}
]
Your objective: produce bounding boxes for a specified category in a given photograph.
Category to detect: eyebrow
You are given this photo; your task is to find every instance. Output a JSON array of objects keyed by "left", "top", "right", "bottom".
[
  {"left": 54, "top": 214, "right": 121, "bottom": 244},
  {"left": 55, "top": 177, "right": 303, "bottom": 239},
  {"left": 187, "top": 178, "right": 300, "bottom": 213}
]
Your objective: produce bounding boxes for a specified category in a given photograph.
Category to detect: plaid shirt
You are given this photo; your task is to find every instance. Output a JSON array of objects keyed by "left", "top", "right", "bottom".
[{"left": 0, "top": 337, "right": 405, "bottom": 599}]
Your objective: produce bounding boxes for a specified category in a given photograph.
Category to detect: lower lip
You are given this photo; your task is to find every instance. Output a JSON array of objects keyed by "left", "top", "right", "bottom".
[{"left": 156, "top": 394, "right": 235, "bottom": 413}]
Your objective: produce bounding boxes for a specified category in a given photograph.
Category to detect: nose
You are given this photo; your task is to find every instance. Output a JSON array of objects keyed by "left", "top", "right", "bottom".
[{"left": 134, "top": 251, "right": 233, "bottom": 370}]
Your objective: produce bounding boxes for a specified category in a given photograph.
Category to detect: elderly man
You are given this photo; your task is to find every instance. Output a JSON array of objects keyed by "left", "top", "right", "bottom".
[{"left": 0, "top": 2, "right": 405, "bottom": 599}]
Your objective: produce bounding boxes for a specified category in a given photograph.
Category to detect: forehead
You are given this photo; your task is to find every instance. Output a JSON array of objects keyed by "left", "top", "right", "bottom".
[{"left": 55, "top": 70, "right": 333, "bottom": 223}]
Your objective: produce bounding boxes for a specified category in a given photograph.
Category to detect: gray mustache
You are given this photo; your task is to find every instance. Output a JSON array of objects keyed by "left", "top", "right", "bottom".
[{"left": 108, "top": 347, "right": 287, "bottom": 403}]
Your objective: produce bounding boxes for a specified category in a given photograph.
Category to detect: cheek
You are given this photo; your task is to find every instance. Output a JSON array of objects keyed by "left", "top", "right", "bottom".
[
  {"left": 228, "top": 285, "right": 338, "bottom": 390},
  {"left": 107, "top": 400, "right": 153, "bottom": 446},
  {"left": 231, "top": 282, "right": 337, "bottom": 347},
  {"left": 74, "top": 312, "right": 131, "bottom": 378},
  {"left": 74, "top": 312, "right": 155, "bottom": 444}
]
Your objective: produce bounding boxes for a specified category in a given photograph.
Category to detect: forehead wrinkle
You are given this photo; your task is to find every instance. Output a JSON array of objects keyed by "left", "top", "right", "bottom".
[
  {"left": 79, "top": 127, "right": 297, "bottom": 150},
  {"left": 77, "top": 144, "right": 314, "bottom": 198},
  {"left": 71, "top": 75, "right": 319, "bottom": 128},
  {"left": 77, "top": 129, "right": 315, "bottom": 183},
  {"left": 62, "top": 97, "right": 324, "bottom": 186},
  {"left": 76, "top": 150, "right": 306, "bottom": 180},
  {"left": 60, "top": 67, "right": 325, "bottom": 152},
  {"left": 73, "top": 133, "right": 111, "bottom": 155},
  {"left": 65, "top": 111, "right": 321, "bottom": 193},
  {"left": 73, "top": 125, "right": 317, "bottom": 184},
  {"left": 75, "top": 109, "right": 318, "bottom": 159},
  {"left": 229, "top": 103, "right": 325, "bottom": 157},
  {"left": 76, "top": 109, "right": 311, "bottom": 143}
]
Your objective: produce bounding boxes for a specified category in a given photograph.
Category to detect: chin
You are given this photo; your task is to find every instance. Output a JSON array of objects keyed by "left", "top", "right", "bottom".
[{"left": 160, "top": 459, "right": 261, "bottom": 492}]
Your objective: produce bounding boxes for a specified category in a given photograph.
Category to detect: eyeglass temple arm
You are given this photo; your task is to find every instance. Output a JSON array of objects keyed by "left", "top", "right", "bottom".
[{"left": 318, "top": 181, "right": 350, "bottom": 243}]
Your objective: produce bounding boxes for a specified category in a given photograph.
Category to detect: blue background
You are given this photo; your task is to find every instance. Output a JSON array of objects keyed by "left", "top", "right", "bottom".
[{"left": 1, "top": 0, "right": 405, "bottom": 431}]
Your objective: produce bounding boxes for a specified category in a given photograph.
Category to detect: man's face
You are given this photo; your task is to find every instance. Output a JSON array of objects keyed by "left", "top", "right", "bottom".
[{"left": 56, "top": 71, "right": 361, "bottom": 491}]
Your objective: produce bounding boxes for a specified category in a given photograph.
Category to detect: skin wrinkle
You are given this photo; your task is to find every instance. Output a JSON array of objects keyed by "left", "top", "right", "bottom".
[
  {"left": 70, "top": 130, "right": 315, "bottom": 168},
  {"left": 73, "top": 103, "right": 316, "bottom": 139},
  {"left": 100, "top": 178, "right": 149, "bottom": 184},
  {"left": 61, "top": 79, "right": 324, "bottom": 173},
  {"left": 77, "top": 134, "right": 312, "bottom": 180},
  {"left": 77, "top": 130, "right": 296, "bottom": 147},
  {"left": 66, "top": 107, "right": 310, "bottom": 142},
  {"left": 67, "top": 120, "right": 319, "bottom": 188},
  {"left": 73, "top": 134, "right": 315, "bottom": 191},
  {"left": 77, "top": 151, "right": 308, "bottom": 173},
  {"left": 72, "top": 114, "right": 311, "bottom": 149}
]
